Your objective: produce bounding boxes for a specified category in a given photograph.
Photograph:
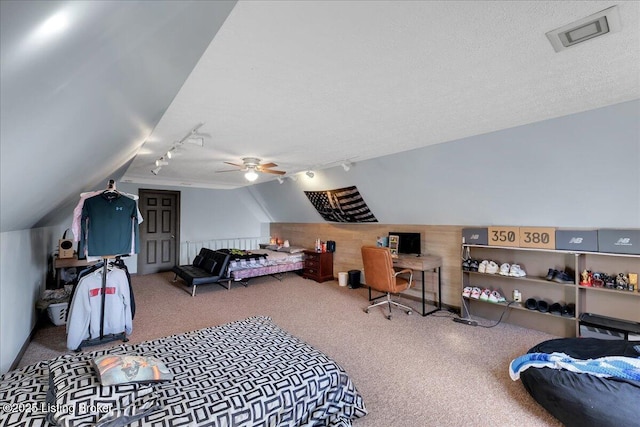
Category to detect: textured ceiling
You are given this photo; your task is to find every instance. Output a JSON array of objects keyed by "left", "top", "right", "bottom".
[{"left": 123, "top": 0, "right": 640, "bottom": 189}]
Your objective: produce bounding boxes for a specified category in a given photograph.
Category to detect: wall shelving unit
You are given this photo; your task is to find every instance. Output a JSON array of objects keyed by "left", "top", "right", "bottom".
[{"left": 461, "top": 244, "right": 640, "bottom": 337}]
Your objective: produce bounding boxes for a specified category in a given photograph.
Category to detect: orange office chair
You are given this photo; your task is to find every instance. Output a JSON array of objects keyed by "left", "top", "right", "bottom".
[{"left": 361, "top": 246, "right": 414, "bottom": 320}]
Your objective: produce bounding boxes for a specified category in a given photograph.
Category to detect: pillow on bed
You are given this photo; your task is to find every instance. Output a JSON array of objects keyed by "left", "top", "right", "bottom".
[
  {"left": 47, "top": 354, "right": 162, "bottom": 427},
  {"left": 265, "top": 244, "right": 280, "bottom": 251},
  {"left": 201, "top": 258, "right": 217, "bottom": 274},
  {"left": 276, "top": 246, "right": 305, "bottom": 254},
  {"left": 93, "top": 355, "right": 173, "bottom": 386},
  {"left": 192, "top": 255, "right": 204, "bottom": 267}
]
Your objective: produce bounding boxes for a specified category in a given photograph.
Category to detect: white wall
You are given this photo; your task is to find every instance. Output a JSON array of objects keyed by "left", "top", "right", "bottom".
[
  {"left": 0, "top": 225, "right": 65, "bottom": 373},
  {"left": 254, "top": 100, "right": 640, "bottom": 228}
]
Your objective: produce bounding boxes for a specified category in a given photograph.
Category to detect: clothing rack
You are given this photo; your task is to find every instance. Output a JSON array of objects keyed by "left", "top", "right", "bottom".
[{"left": 75, "top": 179, "right": 129, "bottom": 351}]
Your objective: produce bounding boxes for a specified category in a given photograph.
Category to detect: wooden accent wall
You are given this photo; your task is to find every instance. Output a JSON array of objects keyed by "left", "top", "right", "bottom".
[{"left": 270, "top": 223, "right": 464, "bottom": 308}]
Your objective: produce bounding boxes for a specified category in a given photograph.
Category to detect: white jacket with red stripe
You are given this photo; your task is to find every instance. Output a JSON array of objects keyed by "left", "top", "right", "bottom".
[{"left": 66, "top": 267, "right": 133, "bottom": 350}]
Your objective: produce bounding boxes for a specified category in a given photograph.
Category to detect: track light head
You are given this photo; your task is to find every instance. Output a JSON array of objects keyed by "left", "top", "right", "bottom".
[
  {"left": 342, "top": 161, "right": 352, "bottom": 171},
  {"left": 151, "top": 166, "right": 162, "bottom": 175},
  {"left": 306, "top": 170, "right": 315, "bottom": 178},
  {"left": 155, "top": 158, "right": 169, "bottom": 167},
  {"left": 277, "top": 176, "right": 284, "bottom": 184}
]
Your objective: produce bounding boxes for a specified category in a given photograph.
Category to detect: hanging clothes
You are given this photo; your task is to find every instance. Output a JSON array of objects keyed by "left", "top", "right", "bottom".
[
  {"left": 71, "top": 259, "right": 136, "bottom": 320},
  {"left": 79, "top": 191, "right": 140, "bottom": 257},
  {"left": 71, "top": 190, "right": 143, "bottom": 247},
  {"left": 66, "top": 267, "right": 133, "bottom": 350}
]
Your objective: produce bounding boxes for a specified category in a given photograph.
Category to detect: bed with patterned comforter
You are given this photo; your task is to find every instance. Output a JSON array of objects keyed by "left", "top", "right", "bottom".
[
  {"left": 0, "top": 316, "right": 367, "bottom": 426},
  {"left": 227, "top": 249, "right": 305, "bottom": 282}
]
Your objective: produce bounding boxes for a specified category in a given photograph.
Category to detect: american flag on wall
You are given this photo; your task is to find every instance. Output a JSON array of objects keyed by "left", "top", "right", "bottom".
[{"left": 304, "top": 186, "right": 377, "bottom": 223}]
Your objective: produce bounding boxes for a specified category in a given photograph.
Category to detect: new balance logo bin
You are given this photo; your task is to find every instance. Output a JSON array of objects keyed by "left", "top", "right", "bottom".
[
  {"left": 555, "top": 230, "right": 598, "bottom": 252},
  {"left": 597, "top": 229, "right": 640, "bottom": 255}
]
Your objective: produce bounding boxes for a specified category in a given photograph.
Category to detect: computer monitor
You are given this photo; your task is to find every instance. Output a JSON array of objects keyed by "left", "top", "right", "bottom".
[{"left": 388, "top": 232, "right": 422, "bottom": 256}]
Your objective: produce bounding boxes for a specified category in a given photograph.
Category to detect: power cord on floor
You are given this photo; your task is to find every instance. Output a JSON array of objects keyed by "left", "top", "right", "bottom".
[{"left": 456, "top": 297, "right": 517, "bottom": 328}]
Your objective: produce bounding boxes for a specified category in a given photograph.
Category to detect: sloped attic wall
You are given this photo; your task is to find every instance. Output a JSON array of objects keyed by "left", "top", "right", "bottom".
[
  {"left": 250, "top": 100, "right": 640, "bottom": 228},
  {"left": 0, "top": 0, "right": 237, "bottom": 233}
]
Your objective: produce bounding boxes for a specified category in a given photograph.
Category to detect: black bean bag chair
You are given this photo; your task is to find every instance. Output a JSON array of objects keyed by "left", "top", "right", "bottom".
[{"left": 519, "top": 338, "right": 640, "bottom": 427}]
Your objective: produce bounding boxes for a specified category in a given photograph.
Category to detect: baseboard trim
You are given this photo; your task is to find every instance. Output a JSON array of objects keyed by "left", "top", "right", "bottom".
[{"left": 9, "top": 314, "right": 43, "bottom": 372}]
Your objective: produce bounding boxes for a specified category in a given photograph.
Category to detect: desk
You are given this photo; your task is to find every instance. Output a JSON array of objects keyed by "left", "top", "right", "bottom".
[
  {"left": 369, "top": 254, "right": 442, "bottom": 316},
  {"left": 54, "top": 255, "right": 98, "bottom": 288}
]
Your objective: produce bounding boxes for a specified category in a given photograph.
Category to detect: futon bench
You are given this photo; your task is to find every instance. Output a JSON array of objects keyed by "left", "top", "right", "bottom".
[{"left": 171, "top": 248, "right": 232, "bottom": 296}]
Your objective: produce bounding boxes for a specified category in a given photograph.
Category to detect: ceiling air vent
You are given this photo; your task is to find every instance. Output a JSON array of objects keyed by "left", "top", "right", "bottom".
[{"left": 546, "top": 5, "right": 621, "bottom": 52}]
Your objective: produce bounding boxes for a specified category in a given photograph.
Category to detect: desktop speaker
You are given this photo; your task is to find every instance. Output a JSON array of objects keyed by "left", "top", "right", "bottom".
[{"left": 58, "top": 229, "right": 75, "bottom": 259}]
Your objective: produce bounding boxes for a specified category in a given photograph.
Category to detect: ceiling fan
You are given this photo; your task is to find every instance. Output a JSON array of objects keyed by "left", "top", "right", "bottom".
[{"left": 216, "top": 157, "right": 286, "bottom": 181}]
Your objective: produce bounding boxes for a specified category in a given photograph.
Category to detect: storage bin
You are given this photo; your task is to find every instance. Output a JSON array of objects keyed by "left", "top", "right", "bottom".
[{"left": 47, "top": 302, "right": 68, "bottom": 326}]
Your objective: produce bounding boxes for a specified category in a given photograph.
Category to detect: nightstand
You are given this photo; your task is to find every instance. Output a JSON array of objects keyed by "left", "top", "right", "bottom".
[{"left": 302, "top": 250, "right": 334, "bottom": 282}]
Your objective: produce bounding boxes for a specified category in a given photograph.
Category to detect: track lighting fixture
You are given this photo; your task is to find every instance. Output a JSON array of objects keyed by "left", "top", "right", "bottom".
[
  {"left": 341, "top": 161, "right": 352, "bottom": 171},
  {"left": 244, "top": 169, "right": 259, "bottom": 182},
  {"left": 151, "top": 166, "right": 162, "bottom": 175},
  {"left": 155, "top": 158, "right": 169, "bottom": 167},
  {"left": 306, "top": 170, "right": 315, "bottom": 178}
]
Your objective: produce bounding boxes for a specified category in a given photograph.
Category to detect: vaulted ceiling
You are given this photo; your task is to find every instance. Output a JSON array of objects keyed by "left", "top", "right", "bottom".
[{"left": 1, "top": 1, "right": 639, "bottom": 232}]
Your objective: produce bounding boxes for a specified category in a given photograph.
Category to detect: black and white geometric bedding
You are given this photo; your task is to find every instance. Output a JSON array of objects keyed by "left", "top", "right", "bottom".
[{"left": 0, "top": 316, "right": 367, "bottom": 427}]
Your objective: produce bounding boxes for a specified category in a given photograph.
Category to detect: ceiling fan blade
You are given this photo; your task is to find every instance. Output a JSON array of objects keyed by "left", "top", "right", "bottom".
[
  {"left": 258, "top": 162, "right": 278, "bottom": 169},
  {"left": 224, "top": 162, "right": 244, "bottom": 168},
  {"left": 260, "top": 169, "right": 286, "bottom": 175},
  {"left": 215, "top": 169, "right": 241, "bottom": 173}
]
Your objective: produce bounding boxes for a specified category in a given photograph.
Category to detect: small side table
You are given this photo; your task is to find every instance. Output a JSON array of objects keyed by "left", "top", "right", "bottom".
[{"left": 302, "top": 250, "right": 334, "bottom": 282}]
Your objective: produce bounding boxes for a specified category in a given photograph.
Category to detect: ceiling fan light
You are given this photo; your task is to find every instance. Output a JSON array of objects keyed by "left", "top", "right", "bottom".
[{"left": 245, "top": 170, "right": 259, "bottom": 182}]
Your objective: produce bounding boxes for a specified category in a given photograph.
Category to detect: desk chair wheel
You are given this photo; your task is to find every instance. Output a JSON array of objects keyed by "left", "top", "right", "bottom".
[
  {"left": 406, "top": 310, "right": 412, "bottom": 315},
  {"left": 364, "top": 308, "right": 369, "bottom": 314},
  {"left": 387, "top": 314, "right": 392, "bottom": 320}
]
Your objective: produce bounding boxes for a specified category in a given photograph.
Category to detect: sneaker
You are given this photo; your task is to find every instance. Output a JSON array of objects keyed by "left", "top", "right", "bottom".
[
  {"left": 478, "top": 260, "right": 489, "bottom": 273},
  {"left": 499, "top": 263, "right": 511, "bottom": 276},
  {"left": 470, "top": 287, "right": 482, "bottom": 299},
  {"left": 462, "top": 286, "right": 473, "bottom": 298},
  {"left": 479, "top": 288, "right": 491, "bottom": 301},
  {"left": 509, "top": 264, "right": 526, "bottom": 277},
  {"left": 486, "top": 261, "right": 499, "bottom": 274},
  {"left": 545, "top": 268, "right": 557, "bottom": 281},
  {"left": 462, "top": 259, "right": 471, "bottom": 271},
  {"left": 488, "top": 290, "right": 506, "bottom": 303},
  {"left": 469, "top": 259, "right": 479, "bottom": 272},
  {"left": 552, "top": 271, "right": 574, "bottom": 284}
]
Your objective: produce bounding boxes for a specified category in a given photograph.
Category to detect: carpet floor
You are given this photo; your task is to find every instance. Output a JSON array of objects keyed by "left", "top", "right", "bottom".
[{"left": 20, "top": 272, "right": 562, "bottom": 426}]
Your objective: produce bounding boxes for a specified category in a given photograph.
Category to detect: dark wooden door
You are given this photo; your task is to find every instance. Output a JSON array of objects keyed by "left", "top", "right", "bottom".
[{"left": 138, "top": 190, "right": 180, "bottom": 275}]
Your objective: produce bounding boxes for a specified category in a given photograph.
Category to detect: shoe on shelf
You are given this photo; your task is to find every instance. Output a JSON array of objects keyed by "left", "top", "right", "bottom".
[
  {"left": 488, "top": 290, "right": 506, "bottom": 303},
  {"left": 537, "top": 300, "right": 549, "bottom": 313},
  {"left": 462, "top": 286, "right": 473, "bottom": 298},
  {"left": 478, "top": 260, "right": 489, "bottom": 274},
  {"left": 469, "top": 259, "right": 479, "bottom": 272},
  {"left": 549, "top": 302, "right": 563, "bottom": 315},
  {"left": 479, "top": 288, "right": 491, "bottom": 301},
  {"left": 525, "top": 298, "right": 538, "bottom": 310},
  {"left": 462, "top": 259, "right": 471, "bottom": 271},
  {"left": 552, "top": 271, "right": 574, "bottom": 284},
  {"left": 509, "top": 264, "right": 526, "bottom": 277},
  {"left": 499, "top": 263, "right": 511, "bottom": 276},
  {"left": 486, "top": 261, "right": 499, "bottom": 274},
  {"left": 545, "top": 268, "right": 557, "bottom": 281},
  {"left": 470, "top": 287, "right": 482, "bottom": 299},
  {"left": 561, "top": 303, "right": 575, "bottom": 317}
]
